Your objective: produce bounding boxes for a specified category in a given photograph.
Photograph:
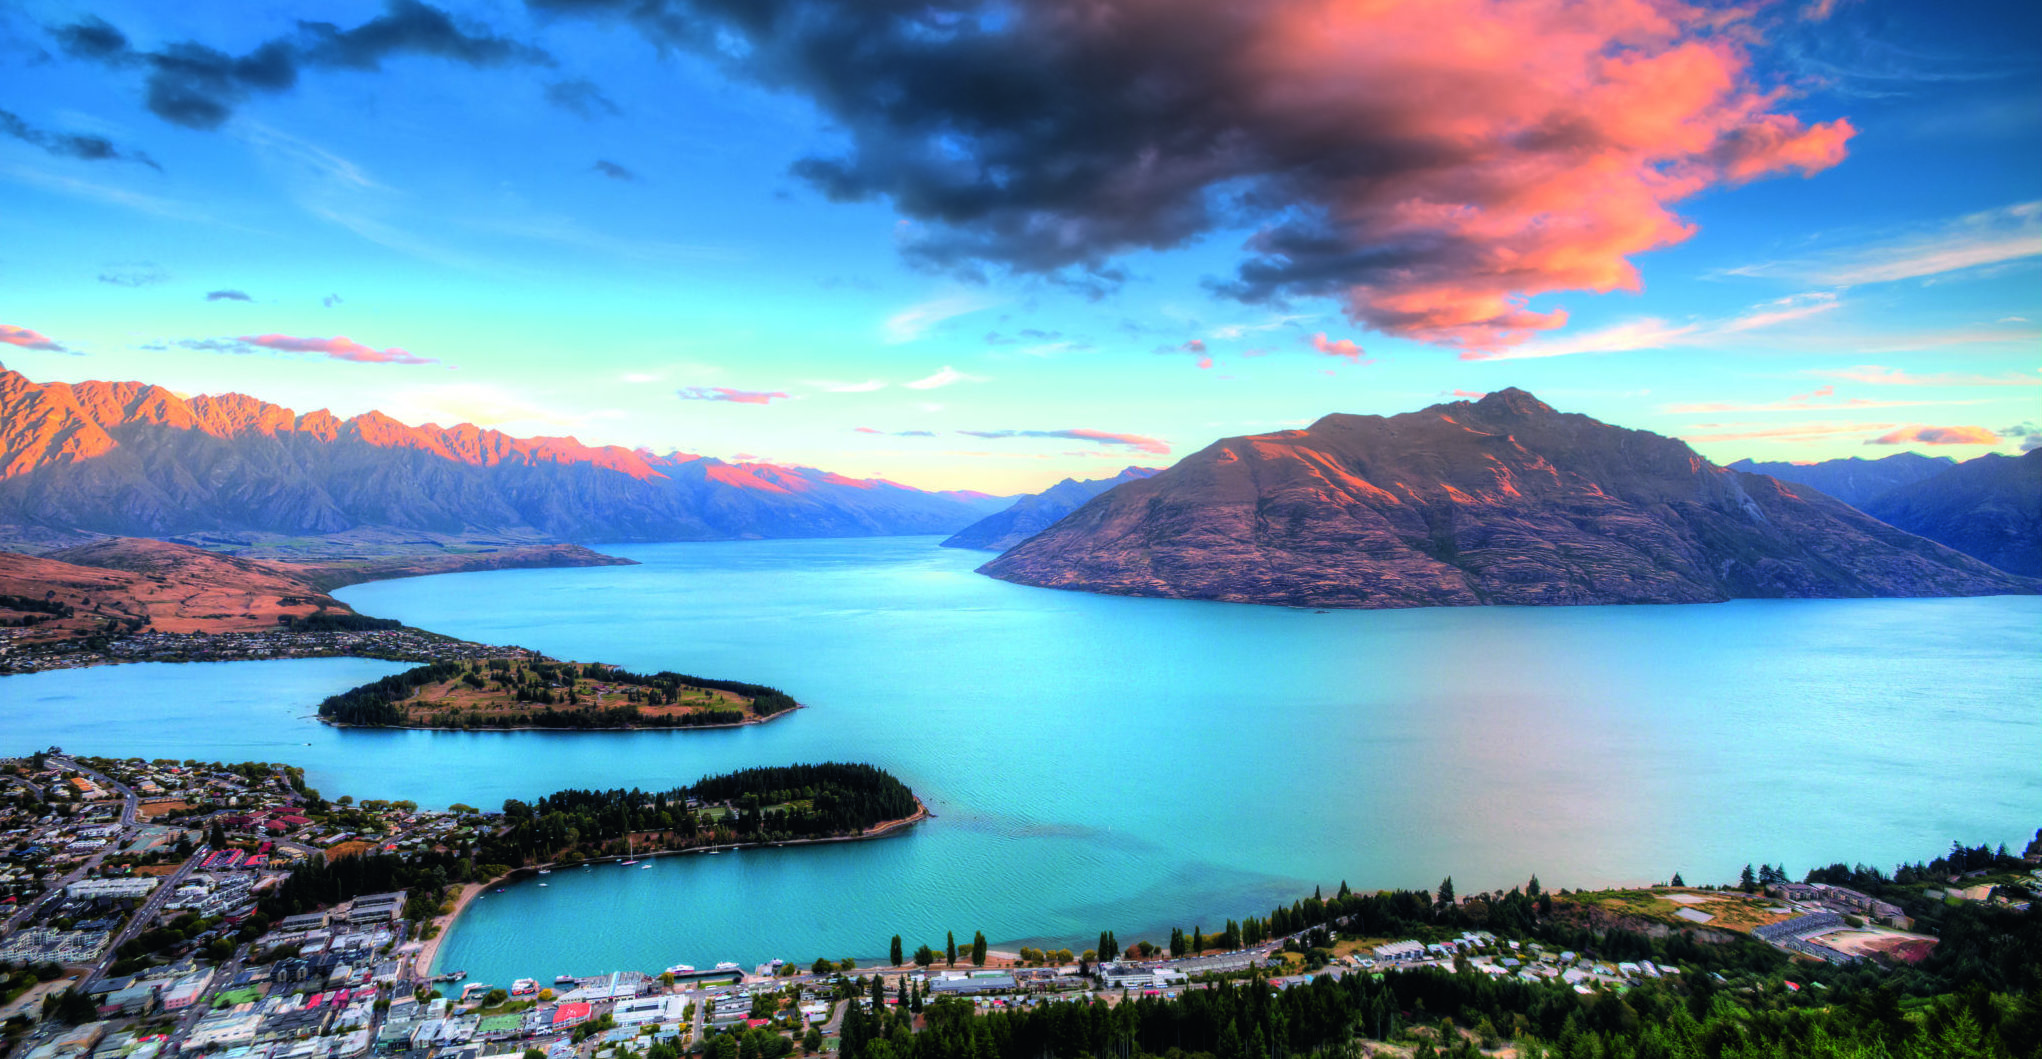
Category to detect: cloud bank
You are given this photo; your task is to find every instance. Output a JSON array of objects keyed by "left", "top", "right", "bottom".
[
  {"left": 535, "top": 0, "right": 1851, "bottom": 350},
  {"left": 238, "top": 333, "right": 435, "bottom": 364}
]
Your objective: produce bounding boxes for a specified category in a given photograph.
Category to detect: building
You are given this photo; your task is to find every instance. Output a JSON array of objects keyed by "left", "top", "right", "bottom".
[
  {"left": 1372, "top": 941, "right": 1425, "bottom": 963},
  {"left": 65, "top": 878, "right": 159, "bottom": 901},
  {"left": 612, "top": 996, "right": 690, "bottom": 1027},
  {"left": 550, "top": 1003, "right": 593, "bottom": 1030}
]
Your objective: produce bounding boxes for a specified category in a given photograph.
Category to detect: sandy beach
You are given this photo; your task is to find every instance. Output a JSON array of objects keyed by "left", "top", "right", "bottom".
[{"left": 413, "top": 882, "right": 487, "bottom": 978}]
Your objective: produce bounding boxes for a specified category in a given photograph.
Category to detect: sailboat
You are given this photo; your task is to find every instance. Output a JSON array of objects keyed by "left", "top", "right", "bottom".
[{"left": 620, "top": 834, "right": 638, "bottom": 866}]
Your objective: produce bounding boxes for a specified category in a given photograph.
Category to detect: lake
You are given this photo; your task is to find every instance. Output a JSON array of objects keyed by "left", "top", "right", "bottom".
[{"left": 4, "top": 536, "right": 2037, "bottom": 985}]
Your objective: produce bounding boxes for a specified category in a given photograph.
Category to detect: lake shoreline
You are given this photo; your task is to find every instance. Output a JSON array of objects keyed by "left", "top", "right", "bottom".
[{"left": 426, "top": 798, "right": 931, "bottom": 977}]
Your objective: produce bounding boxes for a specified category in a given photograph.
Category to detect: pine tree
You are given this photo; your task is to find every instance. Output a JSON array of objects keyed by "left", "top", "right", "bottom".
[
  {"left": 889, "top": 935, "right": 903, "bottom": 967},
  {"left": 946, "top": 930, "right": 957, "bottom": 966},
  {"left": 1670, "top": 871, "right": 1686, "bottom": 887},
  {"left": 1526, "top": 875, "right": 1541, "bottom": 899},
  {"left": 1437, "top": 876, "right": 1456, "bottom": 908},
  {"left": 1740, "top": 864, "right": 1758, "bottom": 893},
  {"left": 971, "top": 930, "right": 987, "bottom": 966}
]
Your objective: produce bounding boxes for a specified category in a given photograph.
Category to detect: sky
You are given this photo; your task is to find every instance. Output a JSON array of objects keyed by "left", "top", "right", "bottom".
[{"left": 1, "top": 0, "right": 2038, "bottom": 494}]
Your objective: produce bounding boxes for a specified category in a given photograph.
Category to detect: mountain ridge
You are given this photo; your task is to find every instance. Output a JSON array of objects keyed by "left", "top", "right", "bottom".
[
  {"left": 0, "top": 364, "right": 1008, "bottom": 546},
  {"left": 1860, "top": 451, "right": 2041, "bottom": 577},
  {"left": 979, "top": 389, "right": 2033, "bottom": 608},
  {"left": 942, "top": 466, "right": 1161, "bottom": 551}
]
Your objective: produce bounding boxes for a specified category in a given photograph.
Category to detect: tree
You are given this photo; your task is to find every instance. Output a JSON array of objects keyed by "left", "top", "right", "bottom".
[
  {"left": 802, "top": 1028, "right": 822, "bottom": 1054},
  {"left": 890, "top": 934, "right": 903, "bottom": 967},
  {"left": 971, "top": 931, "right": 987, "bottom": 967},
  {"left": 1740, "top": 864, "right": 1758, "bottom": 893},
  {"left": 1526, "top": 875, "right": 1540, "bottom": 899},
  {"left": 1437, "top": 877, "right": 1455, "bottom": 908},
  {"left": 1671, "top": 871, "right": 1686, "bottom": 887},
  {"left": 483, "top": 988, "right": 508, "bottom": 1007},
  {"left": 945, "top": 930, "right": 957, "bottom": 967},
  {"left": 913, "top": 945, "right": 935, "bottom": 968},
  {"left": 812, "top": 958, "right": 836, "bottom": 975}
]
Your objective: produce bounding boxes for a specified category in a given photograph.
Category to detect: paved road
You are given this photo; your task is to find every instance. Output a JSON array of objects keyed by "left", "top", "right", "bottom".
[{"left": 81, "top": 848, "right": 205, "bottom": 991}]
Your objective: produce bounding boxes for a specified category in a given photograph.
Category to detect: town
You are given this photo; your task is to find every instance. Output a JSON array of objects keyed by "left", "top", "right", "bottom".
[{"left": 5, "top": 750, "right": 2039, "bottom": 1059}]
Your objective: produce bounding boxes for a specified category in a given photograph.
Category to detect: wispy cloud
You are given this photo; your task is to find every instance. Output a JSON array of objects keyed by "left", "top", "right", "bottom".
[
  {"left": 1681, "top": 422, "right": 1898, "bottom": 443},
  {"left": 1866, "top": 425, "right": 2001, "bottom": 445},
  {"left": 98, "top": 264, "right": 168, "bottom": 287},
  {"left": 1662, "top": 384, "right": 1987, "bottom": 414},
  {"left": 1465, "top": 293, "right": 1841, "bottom": 361},
  {"left": 1813, "top": 365, "right": 2042, "bottom": 388},
  {"left": 1724, "top": 201, "right": 2042, "bottom": 286},
  {"left": 885, "top": 292, "right": 997, "bottom": 343},
  {"left": 239, "top": 333, "right": 435, "bottom": 365},
  {"left": 206, "top": 289, "right": 253, "bottom": 302},
  {"left": 809, "top": 379, "right": 887, "bottom": 393},
  {"left": 956, "top": 428, "right": 1169, "bottom": 455},
  {"left": 853, "top": 427, "right": 936, "bottom": 437},
  {"left": 903, "top": 365, "right": 982, "bottom": 390},
  {"left": 676, "top": 386, "right": 790, "bottom": 404},
  {"left": 592, "top": 159, "right": 636, "bottom": 181},
  {"left": 1, "top": 324, "right": 69, "bottom": 352}
]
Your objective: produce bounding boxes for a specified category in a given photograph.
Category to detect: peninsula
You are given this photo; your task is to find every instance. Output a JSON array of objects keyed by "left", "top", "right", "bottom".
[{"left": 0, "top": 536, "right": 633, "bottom": 674}]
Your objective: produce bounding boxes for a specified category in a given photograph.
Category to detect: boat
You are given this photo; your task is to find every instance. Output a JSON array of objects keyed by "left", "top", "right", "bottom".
[
  {"left": 620, "top": 834, "right": 639, "bottom": 866},
  {"left": 713, "top": 962, "right": 741, "bottom": 973},
  {"left": 639, "top": 863, "right": 652, "bottom": 869},
  {"left": 555, "top": 974, "right": 576, "bottom": 984},
  {"left": 537, "top": 868, "right": 551, "bottom": 875},
  {"left": 538, "top": 882, "right": 549, "bottom": 887},
  {"left": 665, "top": 964, "right": 696, "bottom": 975}
]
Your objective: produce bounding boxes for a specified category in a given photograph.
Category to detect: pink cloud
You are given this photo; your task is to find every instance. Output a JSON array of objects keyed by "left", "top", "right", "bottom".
[
  {"left": 1308, "top": 332, "right": 1366, "bottom": 361},
  {"left": 1, "top": 325, "right": 65, "bottom": 352},
  {"left": 853, "top": 426, "right": 883, "bottom": 434},
  {"left": 1450, "top": 389, "right": 1487, "bottom": 399},
  {"left": 239, "top": 333, "right": 434, "bottom": 365},
  {"left": 1197, "top": 355, "right": 1214, "bottom": 369},
  {"left": 1867, "top": 425, "right": 2001, "bottom": 446},
  {"left": 676, "top": 387, "right": 791, "bottom": 405},
  {"left": 957, "top": 428, "right": 1171, "bottom": 455},
  {"left": 1238, "top": 2, "right": 1854, "bottom": 350}
]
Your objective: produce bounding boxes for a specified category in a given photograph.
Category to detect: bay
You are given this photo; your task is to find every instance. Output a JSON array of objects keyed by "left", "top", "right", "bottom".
[{"left": 4, "top": 536, "right": 2037, "bottom": 985}]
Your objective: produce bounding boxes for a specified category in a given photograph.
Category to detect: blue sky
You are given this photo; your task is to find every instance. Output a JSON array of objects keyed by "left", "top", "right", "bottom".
[{"left": 2, "top": 0, "right": 2037, "bottom": 492}]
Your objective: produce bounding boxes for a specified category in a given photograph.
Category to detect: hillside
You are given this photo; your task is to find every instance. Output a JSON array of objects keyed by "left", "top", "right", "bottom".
[
  {"left": 0, "top": 539, "right": 362, "bottom": 642},
  {"left": 1727, "top": 453, "right": 1955, "bottom": 508},
  {"left": 942, "top": 466, "right": 1159, "bottom": 551},
  {"left": 0, "top": 364, "right": 1007, "bottom": 546},
  {"left": 1861, "top": 450, "right": 2042, "bottom": 576},
  {"left": 0, "top": 536, "right": 631, "bottom": 664},
  {"left": 979, "top": 389, "right": 2034, "bottom": 608}
]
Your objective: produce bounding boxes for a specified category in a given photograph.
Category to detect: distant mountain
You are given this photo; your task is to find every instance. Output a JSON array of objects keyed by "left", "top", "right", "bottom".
[
  {"left": 1860, "top": 451, "right": 2042, "bottom": 577},
  {"left": 980, "top": 389, "right": 2033, "bottom": 608},
  {"left": 942, "top": 466, "right": 1160, "bottom": 552},
  {"left": 1727, "top": 453, "right": 1955, "bottom": 508},
  {"left": 0, "top": 365, "right": 1008, "bottom": 546}
]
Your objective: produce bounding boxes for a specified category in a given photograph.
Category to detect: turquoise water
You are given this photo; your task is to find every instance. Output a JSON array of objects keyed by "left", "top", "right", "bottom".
[{"left": 4, "top": 536, "right": 2038, "bottom": 984}]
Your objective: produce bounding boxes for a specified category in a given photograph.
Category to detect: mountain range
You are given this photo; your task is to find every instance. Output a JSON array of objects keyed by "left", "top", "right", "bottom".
[
  {"left": 1726, "top": 453, "right": 1955, "bottom": 508},
  {"left": 1860, "top": 451, "right": 2041, "bottom": 577},
  {"left": 979, "top": 389, "right": 2033, "bottom": 608},
  {"left": 0, "top": 365, "right": 1008, "bottom": 548},
  {"left": 942, "top": 466, "right": 1159, "bottom": 551}
]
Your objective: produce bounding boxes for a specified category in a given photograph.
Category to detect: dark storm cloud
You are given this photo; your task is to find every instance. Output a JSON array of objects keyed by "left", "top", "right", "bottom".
[
  {"left": 0, "top": 107, "right": 160, "bottom": 170},
  {"left": 546, "top": 77, "right": 620, "bottom": 118},
  {"left": 51, "top": 1, "right": 552, "bottom": 131},
  {"left": 592, "top": 159, "right": 636, "bottom": 180},
  {"left": 205, "top": 289, "right": 253, "bottom": 301},
  {"left": 520, "top": 0, "right": 1854, "bottom": 350}
]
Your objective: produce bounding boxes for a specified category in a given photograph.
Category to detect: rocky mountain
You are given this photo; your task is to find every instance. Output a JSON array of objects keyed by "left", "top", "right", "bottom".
[
  {"left": 942, "top": 466, "right": 1160, "bottom": 551},
  {"left": 1727, "top": 453, "right": 1955, "bottom": 508},
  {"left": 979, "top": 389, "right": 2034, "bottom": 608},
  {"left": 0, "top": 365, "right": 1008, "bottom": 545},
  {"left": 1860, "top": 451, "right": 2041, "bottom": 577}
]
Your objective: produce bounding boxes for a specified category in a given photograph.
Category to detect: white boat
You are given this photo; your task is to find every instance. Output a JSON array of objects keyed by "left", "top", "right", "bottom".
[
  {"left": 538, "top": 882, "right": 548, "bottom": 887},
  {"left": 639, "top": 863, "right": 652, "bottom": 869},
  {"left": 665, "top": 964, "right": 695, "bottom": 975},
  {"left": 537, "top": 868, "right": 551, "bottom": 875}
]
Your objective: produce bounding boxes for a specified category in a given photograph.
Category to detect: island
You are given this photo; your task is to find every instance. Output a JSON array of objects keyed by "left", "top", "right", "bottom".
[{"left": 315, "top": 658, "right": 801, "bottom": 730}]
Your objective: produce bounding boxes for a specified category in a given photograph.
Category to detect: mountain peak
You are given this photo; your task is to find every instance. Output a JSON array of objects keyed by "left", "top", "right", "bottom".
[{"left": 1473, "top": 387, "right": 1554, "bottom": 416}]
